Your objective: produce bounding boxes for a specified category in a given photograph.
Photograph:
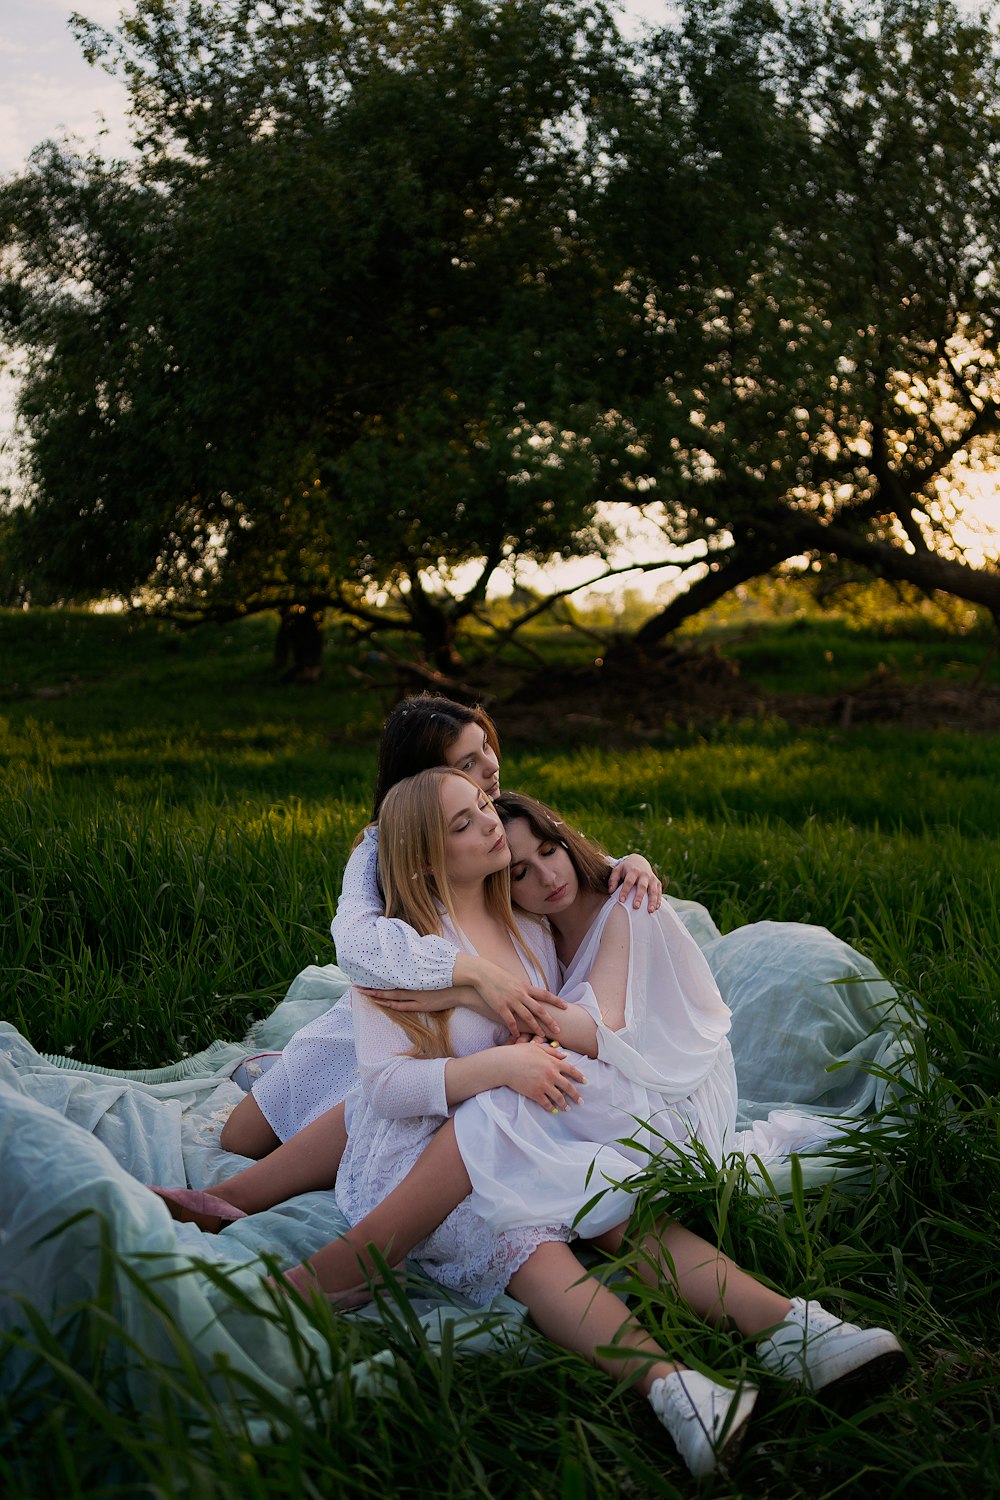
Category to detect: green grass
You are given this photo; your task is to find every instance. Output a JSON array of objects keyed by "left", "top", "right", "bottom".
[
  {"left": 1, "top": 608, "right": 999, "bottom": 1497},
  {"left": 715, "top": 613, "right": 999, "bottom": 696}
]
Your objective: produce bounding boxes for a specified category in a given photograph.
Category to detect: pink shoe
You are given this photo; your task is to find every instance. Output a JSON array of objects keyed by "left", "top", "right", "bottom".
[
  {"left": 149, "top": 1185, "right": 248, "bottom": 1232},
  {"left": 268, "top": 1261, "right": 373, "bottom": 1311}
]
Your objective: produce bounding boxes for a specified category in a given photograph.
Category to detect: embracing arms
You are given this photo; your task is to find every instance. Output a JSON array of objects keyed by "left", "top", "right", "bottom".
[
  {"left": 368, "top": 904, "right": 633, "bottom": 1060},
  {"left": 353, "top": 995, "right": 588, "bottom": 1117},
  {"left": 332, "top": 831, "right": 564, "bottom": 1035}
]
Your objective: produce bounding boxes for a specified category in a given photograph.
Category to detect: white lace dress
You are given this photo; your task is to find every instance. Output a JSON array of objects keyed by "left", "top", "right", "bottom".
[
  {"left": 335, "top": 914, "right": 571, "bottom": 1307},
  {"left": 454, "top": 895, "right": 739, "bottom": 1238}
]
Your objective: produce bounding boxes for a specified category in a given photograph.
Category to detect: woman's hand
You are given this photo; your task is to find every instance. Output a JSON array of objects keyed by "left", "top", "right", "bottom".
[
  {"left": 500, "top": 1037, "right": 587, "bottom": 1111},
  {"left": 608, "top": 854, "right": 663, "bottom": 912},
  {"left": 362, "top": 966, "right": 566, "bottom": 1041},
  {"left": 452, "top": 954, "right": 567, "bottom": 1038}
]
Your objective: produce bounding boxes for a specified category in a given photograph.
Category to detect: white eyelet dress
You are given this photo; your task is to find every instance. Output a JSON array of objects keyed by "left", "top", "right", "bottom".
[{"left": 334, "top": 914, "right": 572, "bottom": 1307}]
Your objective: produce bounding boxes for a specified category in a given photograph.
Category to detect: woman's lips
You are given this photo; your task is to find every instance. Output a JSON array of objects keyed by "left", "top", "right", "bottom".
[
  {"left": 491, "top": 833, "right": 507, "bottom": 852},
  {"left": 545, "top": 884, "right": 568, "bottom": 903}
]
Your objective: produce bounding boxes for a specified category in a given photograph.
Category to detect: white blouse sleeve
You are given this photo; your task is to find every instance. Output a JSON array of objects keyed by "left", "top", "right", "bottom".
[
  {"left": 352, "top": 991, "right": 450, "bottom": 1120},
  {"left": 330, "top": 827, "right": 459, "bottom": 990}
]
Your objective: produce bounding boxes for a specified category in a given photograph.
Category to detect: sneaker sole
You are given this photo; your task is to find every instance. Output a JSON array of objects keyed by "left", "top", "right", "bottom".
[
  {"left": 715, "top": 1388, "right": 758, "bottom": 1470},
  {"left": 813, "top": 1345, "right": 909, "bottom": 1401}
]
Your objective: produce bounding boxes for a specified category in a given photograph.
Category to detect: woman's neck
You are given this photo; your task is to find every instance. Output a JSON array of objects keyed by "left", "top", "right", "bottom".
[
  {"left": 547, "top": 888, "right": 607, "bottom": 964},
  {"left": 448, "top": 880, "right": 491, "bottom": 931}
]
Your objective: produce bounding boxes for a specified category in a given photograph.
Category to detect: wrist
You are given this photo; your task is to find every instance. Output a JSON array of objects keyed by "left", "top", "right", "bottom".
[{"left": 451, "top": 953, "right": 480, "bottom": 988}]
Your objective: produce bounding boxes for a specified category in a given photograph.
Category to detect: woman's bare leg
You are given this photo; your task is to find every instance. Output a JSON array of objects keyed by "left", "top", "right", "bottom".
[
  {"left": 157, "top": 1103, "right": 349, "bottom": 1232},
  {"left": 301, "top": 1120, "right": 471, "bottom": 1293},
  {"left": 591, "top": 1218, "right": 792, "bottom": 1339},
  {"left": 507, "top": 1241, "right": 678, "bottom": 1395},
  {"left": 215, "top": 1101, "right": 349, "bottom": 1213},
  {"left": 220, "top": 1092, "right": 282, "bottom": 1158}
]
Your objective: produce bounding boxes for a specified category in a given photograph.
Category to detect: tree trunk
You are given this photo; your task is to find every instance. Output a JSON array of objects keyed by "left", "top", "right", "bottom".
[
  {"left": 795, "top": 519, "right": 1000, "bottom": 617},
  {"left": 404, "top": 575, "right": 465, "bottom": 673},
  {"left": 274, "top": 605, "right": 324, "bottom": 683},
  {"left": 635, "top": 542, "right": 790, "bottom": 644},
  {"left": 633, "top": 516, "right": 1000, "bottom": 644}
]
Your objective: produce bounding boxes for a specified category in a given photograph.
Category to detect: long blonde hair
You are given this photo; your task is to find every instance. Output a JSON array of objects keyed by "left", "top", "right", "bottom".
[{"left": 375, "top": 767, "right": 522, "bottom": 1058}]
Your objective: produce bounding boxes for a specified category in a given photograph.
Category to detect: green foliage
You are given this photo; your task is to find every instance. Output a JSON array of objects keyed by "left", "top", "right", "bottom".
[
  {"left": 0, "top": 0, "right": 624, "bottom": 665},
  {"left": 1, "top": 610, "right": 999, "bottom": 1494},
  {"left": 605, "top": 0, "right": 1000, "bottom": 639},
  {"left": 4, "top": 0, "right": 1000, "bottom": 665}
]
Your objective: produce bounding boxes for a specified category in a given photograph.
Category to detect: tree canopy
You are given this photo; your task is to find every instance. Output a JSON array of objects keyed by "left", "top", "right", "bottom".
[
  {"left": 2, "top": 0, "right": 999, "bottom": 664},
  {"left": 606, "top": 0, "right": 1000, "bottom": 643}
]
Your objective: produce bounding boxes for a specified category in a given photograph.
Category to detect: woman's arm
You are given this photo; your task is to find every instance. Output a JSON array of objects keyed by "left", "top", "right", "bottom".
[
  {"left": 577, "top": 902, "right": 631, "bottom": 1032},
  {"left": 332, "top": 831, "right": 458, "bottom": 990},
  {"left": 365, "top": 985, "right": 596, "bottom": 1054},
  {"left": 354, "top": 996, "right": 587, "bottom": 1117},
  {"left": 333, "top": 832, "right": 565, "bottom": 1036},
  {"left": 444, "top": 1039, "right": 588, "bottom": 1111},
  {"left": 352, "top": 994, "right": 453, "bottom": 1120}
]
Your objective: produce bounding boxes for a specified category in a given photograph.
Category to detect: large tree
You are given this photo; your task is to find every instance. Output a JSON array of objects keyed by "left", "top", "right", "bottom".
[
  {"left": 3, "top": 0, "right": 999, "bottom": 663},
  {"left": 597, "top": 0, "right": 1000, "bottom": 641},
  {"left": 0, "top": 0, "right": 621, "bottom": 667}
]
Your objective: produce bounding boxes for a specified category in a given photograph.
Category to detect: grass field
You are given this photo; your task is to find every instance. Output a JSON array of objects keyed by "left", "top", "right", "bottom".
[{"left": 1, "top": 609, "right": 998, "bottom": 1498}]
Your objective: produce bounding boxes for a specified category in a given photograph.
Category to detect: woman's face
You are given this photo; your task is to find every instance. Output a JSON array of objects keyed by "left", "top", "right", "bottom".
[
  {"left": 439, "top": 775, "right": 509, "bottom": 887},
  {"left": 505, "top": 817, "right": 579, "bottom": 917},
  {"left": 445, "top": 721, "right": 500, "bottom": 798}
]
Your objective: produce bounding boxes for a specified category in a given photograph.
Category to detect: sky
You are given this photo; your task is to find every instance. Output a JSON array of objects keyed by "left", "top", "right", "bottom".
[
  {"left": 1, "top": 0, "right": 997, "bottom": 595},
  {"left": 0, "top": 0, "right": 671, "bottom": 178}
]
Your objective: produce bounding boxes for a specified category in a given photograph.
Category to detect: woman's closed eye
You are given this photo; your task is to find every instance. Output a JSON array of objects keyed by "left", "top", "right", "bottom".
[
  {"left": 511, "top": 843, "right": 557, "bottom": 880},
  {"left": 456, "top": 798, "right": 489, "bottom": 832}
]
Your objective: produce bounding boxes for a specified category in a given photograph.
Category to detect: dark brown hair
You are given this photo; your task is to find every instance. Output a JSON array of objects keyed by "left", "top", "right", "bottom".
[
  {"left": 493, "top": 790, "right": 610, "bottom": 897},
  {"left": 370, "top": 694, "right": 501, "bottom": 819}
]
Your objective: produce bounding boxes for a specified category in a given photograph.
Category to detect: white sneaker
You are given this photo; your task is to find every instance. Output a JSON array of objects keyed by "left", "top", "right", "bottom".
[
  {"left": 648, "top": 1370, "right": 758, "bottom": 1477},
  {"left": 757, "top": 1298, "right": 906, "bottom": 1395}
]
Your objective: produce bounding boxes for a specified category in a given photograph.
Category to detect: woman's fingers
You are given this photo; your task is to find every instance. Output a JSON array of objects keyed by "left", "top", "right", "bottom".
[
  {"left": 506, "top": 988, "right": 566, "bottom": 1037},
  {"left": 610, "top": 856, "right": 663, "bottom": 911},
  {"left": 480, "top": 973, "right": 565, "bottom": 1037},
  {"left": 529, "top": 986, "right": 568, "bottom": 1010},
  {"left": 543, "top": 1051, "right": 586, "bottom": 1108},
  {"left": 360, "top": 987, "right": 420, "bottom": 1006}
]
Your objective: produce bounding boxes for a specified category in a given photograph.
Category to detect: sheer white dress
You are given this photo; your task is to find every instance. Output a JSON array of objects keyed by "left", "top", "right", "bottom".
[
  {"left": 335, "top": 913, "right": 572, "bottom": 1307},
  {"left": 454, "top": 894, "right": 739, "bottom": 1238}
]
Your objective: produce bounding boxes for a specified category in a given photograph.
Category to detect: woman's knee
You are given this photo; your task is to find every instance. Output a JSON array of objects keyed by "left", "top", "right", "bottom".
[
  {"left": 220, "top": 1094, "right": 281, "bottom": 1158},
  {"left": 587, "top": 1219, "right": 629, "bottom": 1255}
]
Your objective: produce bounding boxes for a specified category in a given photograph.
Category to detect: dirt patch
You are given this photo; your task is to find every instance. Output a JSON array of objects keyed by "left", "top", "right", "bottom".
[{"left": 496, "top": 642, "right": 1000, "bottom": 742}]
